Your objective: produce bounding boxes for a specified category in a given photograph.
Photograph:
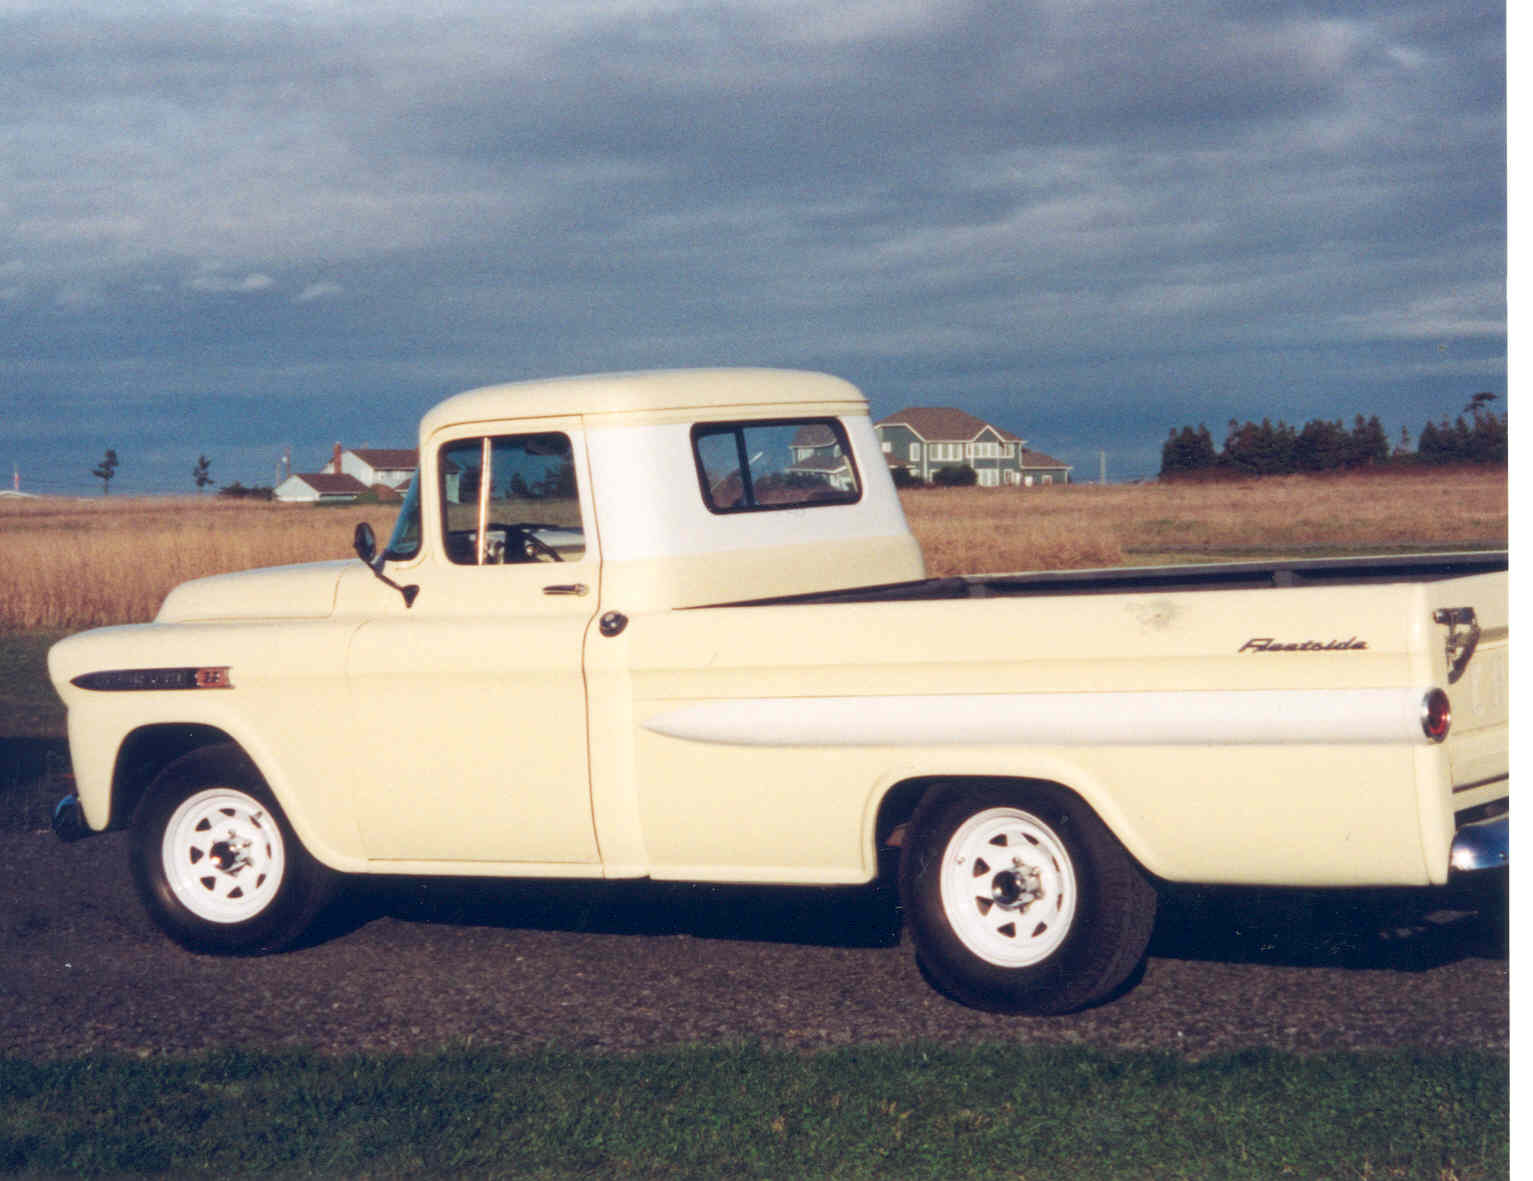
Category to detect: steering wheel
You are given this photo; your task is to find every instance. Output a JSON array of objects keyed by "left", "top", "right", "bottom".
[{"left": 516, "top": 529, "right": 564, "bottom": 563}]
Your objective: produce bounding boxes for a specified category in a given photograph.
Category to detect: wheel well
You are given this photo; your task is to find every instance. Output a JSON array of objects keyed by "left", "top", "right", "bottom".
[
  {"left": 108, "top": 724, "right": 239, "bottom": 829},
  {"left": 873, "top": 776, "right": 1095, "bottom": 876}
]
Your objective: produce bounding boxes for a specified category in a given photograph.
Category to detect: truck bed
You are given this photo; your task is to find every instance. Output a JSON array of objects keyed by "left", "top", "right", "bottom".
[{"left": 714, "top": 551, "right": 1510, "bottom": 607}]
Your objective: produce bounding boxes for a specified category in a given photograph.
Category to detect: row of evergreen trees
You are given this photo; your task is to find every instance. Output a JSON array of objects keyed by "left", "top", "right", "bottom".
[{"left": 1160, "top": 394, "right": 1507, "bottom": 478}]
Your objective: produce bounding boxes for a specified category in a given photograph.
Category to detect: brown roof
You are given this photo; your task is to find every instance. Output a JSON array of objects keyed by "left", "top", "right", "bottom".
[
  {"left": 877, "top": 407, "right": 1021, "bottom": 443},
  {"left": 790, "top": 424, "right": 839, "bottom": 448},
  {"left": 350, "top": 448, "right": 418, "bottom": 470},
  {"left": 294, "top": 473, "right": 370, "bottom": 495},
  {"left": 1020, "top": 449, "right": 1071, "bottom": 470}
]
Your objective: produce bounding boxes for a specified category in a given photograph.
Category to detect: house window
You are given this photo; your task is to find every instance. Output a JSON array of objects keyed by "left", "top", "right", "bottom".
[
  {"left": 978, "top": 468, "right": 1000, "bottom": 487},
  {"left": 909, "top": 443, "right": 922, "bottom": 460},
  {"left": 930, "top": 443, "right": 962, "bottom": 461},
  {"left": 439, "top": 433, "right": 586, "bottom": 565},
  {"left": 881, "top": 441, "right": 892, "bottom": 453},
  {"left": 692, "top": 418, "right": 861, "bottom": 514}
]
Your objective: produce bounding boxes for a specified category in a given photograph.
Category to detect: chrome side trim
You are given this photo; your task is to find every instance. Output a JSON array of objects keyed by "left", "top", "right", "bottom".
[
  {"left": 1449, "top": 814, "right": 1509, "bottom": 873},
  {"left": 643, "top": 688, "right": 1442, "bottom": 748}
]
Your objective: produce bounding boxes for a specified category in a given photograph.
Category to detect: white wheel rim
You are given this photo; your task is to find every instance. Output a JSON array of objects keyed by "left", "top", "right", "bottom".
[
  {"left": 939, "top": 806, "right": 1077, "bottom": 968},
  {"left": 161, "top": 788, "right": 286, "bottom": 924}
]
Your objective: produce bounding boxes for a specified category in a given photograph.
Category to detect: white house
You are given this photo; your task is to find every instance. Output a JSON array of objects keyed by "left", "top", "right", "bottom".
[
  {"left": 340, "top": 447, "right": 418, "bottom": 491},
  {"left": 273, "top": 472, "right": 371, "bottom": 504},
  {"left": 274, "top": 444, "right": 418, "bottom": 504},
  {"left": 875, "top": 408, "right": 1073, "bottom": 487}
]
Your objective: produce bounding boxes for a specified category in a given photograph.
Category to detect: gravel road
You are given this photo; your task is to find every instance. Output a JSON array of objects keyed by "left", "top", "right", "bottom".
[{"left": 2, "top": 816, "right": 1508, "bottom": 1061}]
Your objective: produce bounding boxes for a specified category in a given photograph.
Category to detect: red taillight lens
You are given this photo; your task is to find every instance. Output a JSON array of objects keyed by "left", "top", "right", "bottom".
[{"left": 1421, "top": 689, "right": 1452, "bottom": 742}]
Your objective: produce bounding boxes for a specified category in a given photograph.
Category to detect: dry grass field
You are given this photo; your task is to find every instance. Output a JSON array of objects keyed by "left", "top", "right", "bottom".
[
  {"left": 0, "top": 467, "right": 1507, "bottom": 631},
  {"left": 906, "top": 466, "right": 1509, "bottom": 577},
  {"left": 2, "top": 498, "right": 399, "bottom": 632}
]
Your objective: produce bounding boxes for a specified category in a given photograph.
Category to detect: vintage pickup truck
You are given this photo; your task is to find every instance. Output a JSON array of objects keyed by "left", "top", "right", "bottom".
[{"left": 49, "top": 368, "right": 1509, "bottom": 1014}]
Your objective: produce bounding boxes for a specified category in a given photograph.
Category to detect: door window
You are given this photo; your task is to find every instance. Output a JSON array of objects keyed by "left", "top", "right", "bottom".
[{"left": 439, "top": 433, "right": 586, "bottom": 564}]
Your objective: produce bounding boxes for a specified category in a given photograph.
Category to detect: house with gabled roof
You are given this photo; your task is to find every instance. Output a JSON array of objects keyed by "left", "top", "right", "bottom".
[
  {"left": 341, "top": 447, "right": 417, "bottom": 492},
  {"left": 274, "top": 443, "right": 419, "bottom": 503},
  {"left": 273, "top": 471, "right": 371, "bottom": 504},
  {"left": 1016, "top": 447, "right": 1073, "bottom": 487},
  {"left": 875, "top": 407, "right": 1072, "bottom": 487},
  {"left": 786, "top": 423, "right": 857, "bottom": 491}
]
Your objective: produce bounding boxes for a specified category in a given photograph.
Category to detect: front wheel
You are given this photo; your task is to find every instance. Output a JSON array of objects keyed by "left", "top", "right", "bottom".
[
  {"left": 900, "top": 781, "right": 1157, "bottom": 1014},
  {"left": 130, "top": 745, "right": 335, "bottom": 954}
]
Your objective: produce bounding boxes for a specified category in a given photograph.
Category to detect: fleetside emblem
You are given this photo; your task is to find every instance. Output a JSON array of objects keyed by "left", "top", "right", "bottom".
[
  {"left": 72, "top": 667, "right": 234, "bottom": 691},
  {"left": 1239, "top": 637, "right": 1368, "bottom": 653}
]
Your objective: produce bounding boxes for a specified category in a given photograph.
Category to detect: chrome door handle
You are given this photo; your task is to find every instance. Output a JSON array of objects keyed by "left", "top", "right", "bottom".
[{"left": 543, "top": 583, "right": 590, "bottom": 597}]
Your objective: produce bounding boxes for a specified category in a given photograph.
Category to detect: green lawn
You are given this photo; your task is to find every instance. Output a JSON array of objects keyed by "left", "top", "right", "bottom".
[
  {"left": 0, "top": 1044, "right": 1509, "bottom": 1179},
  {"left": 0, "top": 632, "right": 67, "bottom": 740}
]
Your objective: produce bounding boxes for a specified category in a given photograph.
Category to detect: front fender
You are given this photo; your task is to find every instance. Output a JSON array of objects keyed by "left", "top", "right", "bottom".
[{"left": 51, "top": 620, "right": 370, "bottom": 871}]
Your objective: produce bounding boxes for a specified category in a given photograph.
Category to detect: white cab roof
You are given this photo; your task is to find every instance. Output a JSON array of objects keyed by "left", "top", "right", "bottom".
[{"left": 420, "top": 368, "right": 865, "bottom": 436}]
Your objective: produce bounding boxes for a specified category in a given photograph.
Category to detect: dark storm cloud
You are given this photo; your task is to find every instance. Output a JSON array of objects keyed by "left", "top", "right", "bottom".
[{"left": 0, "top": 0, "right": 1505, "bottom": 491}]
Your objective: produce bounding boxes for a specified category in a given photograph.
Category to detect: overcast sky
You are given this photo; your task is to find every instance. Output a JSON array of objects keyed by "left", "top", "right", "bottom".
[{"left": 2, "top": 0, "right": 1507, "bottom": 495}]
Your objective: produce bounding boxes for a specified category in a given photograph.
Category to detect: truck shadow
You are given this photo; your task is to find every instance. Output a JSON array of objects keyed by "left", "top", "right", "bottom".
[
  {"left": 310, "top": 873, "right": 1507, "bottom": 971},
  {"left": 315, "top": 876, "right": 907, "bottom": 950},
  {"left": 1147, "top": 879, "right": 1508, "bottom": 971}
]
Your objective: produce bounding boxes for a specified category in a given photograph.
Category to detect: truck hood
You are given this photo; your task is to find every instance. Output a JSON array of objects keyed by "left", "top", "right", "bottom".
[{"left": 155, "top": 560, "right": 354, "bottom": 623}]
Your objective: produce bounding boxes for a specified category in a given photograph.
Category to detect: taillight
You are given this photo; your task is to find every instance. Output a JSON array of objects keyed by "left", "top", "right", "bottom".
[{"left": 1421, "top": 688, "right": 1451, "bottom": 742}]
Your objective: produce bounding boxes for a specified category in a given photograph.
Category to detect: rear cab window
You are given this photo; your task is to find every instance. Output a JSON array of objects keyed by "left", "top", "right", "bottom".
[{"left": 692, "top": 419, "right": 861, "bottom": 514}]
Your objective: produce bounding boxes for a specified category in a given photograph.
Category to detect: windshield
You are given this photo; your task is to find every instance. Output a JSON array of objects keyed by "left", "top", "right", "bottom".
[{"left": 383, "top": 471, "right": 422, "bottom": 560}]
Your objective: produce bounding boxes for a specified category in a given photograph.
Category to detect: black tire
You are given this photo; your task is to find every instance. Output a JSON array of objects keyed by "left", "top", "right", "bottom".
[
  {"left": 129, "top": 744, "right": 336, "bottom": 954},
  {"left": 899, "top": 780, "right": 1157, "bottom": 1014}
]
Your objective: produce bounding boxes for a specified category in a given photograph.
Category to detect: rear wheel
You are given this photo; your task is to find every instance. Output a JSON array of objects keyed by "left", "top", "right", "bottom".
[
  {"left": 900, "top": 780, "right": 1156, "bottom": 1014},
  {"left": 130, "top": 745, "right": 335, "bottom": 954}
]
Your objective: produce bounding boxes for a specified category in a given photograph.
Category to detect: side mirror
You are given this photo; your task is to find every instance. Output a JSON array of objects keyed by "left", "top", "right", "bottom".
[
  {"left": 353, "top": 521, "right": 418, "bottom": 609},
  {"left": 353, "top": 521, "right": 378, "bottom": 567}
]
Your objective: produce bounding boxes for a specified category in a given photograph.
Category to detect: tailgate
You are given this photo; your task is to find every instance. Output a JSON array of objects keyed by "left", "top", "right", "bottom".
[{"left": 1424, "top": 570, "right": 1508, "bottom": 875}]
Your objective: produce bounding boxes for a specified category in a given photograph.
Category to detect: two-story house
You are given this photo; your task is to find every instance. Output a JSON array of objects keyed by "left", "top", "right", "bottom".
[
  {"left": 274, "top": 444, "right": 419, "bottom": 504},
  {"left": 875, "top": 408, "right": 1072, "bottom": 487},
  {"left": 786, "top": 423, "right": 857, "bottom": 492}
]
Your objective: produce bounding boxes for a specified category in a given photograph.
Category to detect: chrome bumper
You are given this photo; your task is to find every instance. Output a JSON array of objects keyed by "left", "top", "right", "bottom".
[
  {"left": 52, "top": 794, "right": 91, "bottom": 843},
  {"left": 1449, "top": 813, "right": 1508, "bottom": 874}
]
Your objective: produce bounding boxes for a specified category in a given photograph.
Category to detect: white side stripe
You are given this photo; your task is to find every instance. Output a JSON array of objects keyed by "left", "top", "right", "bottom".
[{"left": 642, "top": 689, "right": 1434, "bottom": 747}]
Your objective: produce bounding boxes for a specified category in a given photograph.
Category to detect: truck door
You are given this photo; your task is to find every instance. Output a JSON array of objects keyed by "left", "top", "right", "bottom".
[{"left": 346, "top": 420, "right": 601, "bottom": 865}]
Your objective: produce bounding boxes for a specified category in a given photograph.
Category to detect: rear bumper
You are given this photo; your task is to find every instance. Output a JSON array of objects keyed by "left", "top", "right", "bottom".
[{"left": 1449, "top": 812, "right": 1508, "bottom": 874}]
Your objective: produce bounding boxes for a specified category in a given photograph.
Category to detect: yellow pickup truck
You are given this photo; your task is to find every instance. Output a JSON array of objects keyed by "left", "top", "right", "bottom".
[{"left": 49, "top": 369, "right": 1509, "bottom": 1014}]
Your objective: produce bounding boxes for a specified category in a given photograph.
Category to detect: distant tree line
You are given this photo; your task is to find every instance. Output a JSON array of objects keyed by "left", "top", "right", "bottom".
[
  {"left": 1160, "top": 394, "right": 1507, "bottom": 478},
  {"left": 217, "top": 482, "right": 275, "bottom": 500}
]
